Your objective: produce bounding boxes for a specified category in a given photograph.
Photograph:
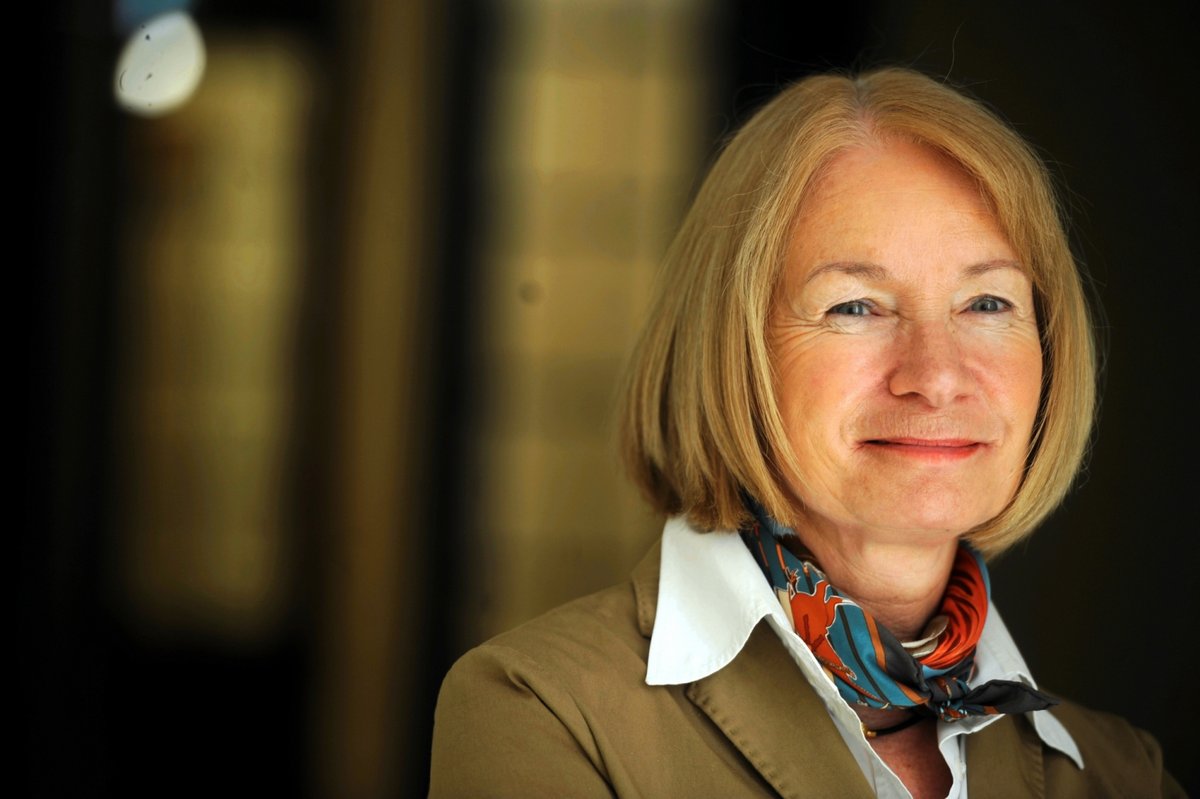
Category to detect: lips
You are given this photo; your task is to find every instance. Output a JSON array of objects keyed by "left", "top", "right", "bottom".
[
  {"left": 861, "top": 437, "right": 985, "bottom": 460},
  {"left": 866, "top": 437, "right": 980, "bottom": 447}
]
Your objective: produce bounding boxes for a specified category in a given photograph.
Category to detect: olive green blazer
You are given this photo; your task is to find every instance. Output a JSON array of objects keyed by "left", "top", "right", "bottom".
[{"left": 430, "top": 541, "right": 1181, "bottom": 797}]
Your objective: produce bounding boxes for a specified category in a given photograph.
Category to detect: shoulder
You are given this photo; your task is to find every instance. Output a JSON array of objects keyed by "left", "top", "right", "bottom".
[
  {"left": 1049, "top": 696, "right": 1158, "bottom": 756},
  {"left": 443, "top": 580, "right": 651, "bottom": 705},
  {"left": 442, "top": 537, "right": 661, "bottom": 705},
  {"left": 430, "top": 582, "right": 661, "bottom": 797},
  {"left": 1042, "top": 697, "right": 1184, "bottom": 798}
]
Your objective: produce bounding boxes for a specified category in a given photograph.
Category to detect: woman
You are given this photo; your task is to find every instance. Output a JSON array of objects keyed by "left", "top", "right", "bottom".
[{"left": 429, "top": 68, "right": 1180, "bottom": 797}]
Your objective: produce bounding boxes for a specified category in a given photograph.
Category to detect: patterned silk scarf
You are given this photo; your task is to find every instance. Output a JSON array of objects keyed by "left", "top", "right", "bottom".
[{"left": 741, "top": 504, "right": 1057, "bottom": 721}]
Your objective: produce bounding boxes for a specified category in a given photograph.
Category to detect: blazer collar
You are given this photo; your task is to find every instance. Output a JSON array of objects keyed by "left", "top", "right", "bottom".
[
  {"left": 687, "top": 622, "right": 878, "bottom": 798},
  {"left": 630, "top": 536, "right": 659, "bottom": 639},
  {"left": 632, "top": 530, "right": 874, "bottom": 798},
  {"left": 964, "top": 713, "right": 1049, "bottom": 798}
]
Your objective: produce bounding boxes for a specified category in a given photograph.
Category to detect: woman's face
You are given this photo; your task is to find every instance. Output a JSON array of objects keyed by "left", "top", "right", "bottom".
[{"left": 769, "top": 140, "right": 1043, "bottom": 548}]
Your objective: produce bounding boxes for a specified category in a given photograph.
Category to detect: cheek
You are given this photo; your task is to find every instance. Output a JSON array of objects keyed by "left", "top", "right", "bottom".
[
  {"left": 775, "top": 340, "right": 883, "bottom": 443},
  {"left": 983, "top": 339, "right": 1044, "bottom": 431}
]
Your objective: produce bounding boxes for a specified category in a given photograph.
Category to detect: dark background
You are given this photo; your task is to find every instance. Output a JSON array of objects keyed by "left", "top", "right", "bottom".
[{"left": 28, "top": 0, "right": 1198, "bottom": 796}]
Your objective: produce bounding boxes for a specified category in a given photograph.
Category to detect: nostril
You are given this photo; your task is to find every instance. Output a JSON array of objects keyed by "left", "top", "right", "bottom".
[{"left": 887, "top": 332, "right": 974, "bottom": 407}]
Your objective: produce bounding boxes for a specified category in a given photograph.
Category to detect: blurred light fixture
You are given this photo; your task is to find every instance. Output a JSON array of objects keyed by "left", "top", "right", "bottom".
[{"left": 114, "top": 9, "right": 206, "bottom": 116}]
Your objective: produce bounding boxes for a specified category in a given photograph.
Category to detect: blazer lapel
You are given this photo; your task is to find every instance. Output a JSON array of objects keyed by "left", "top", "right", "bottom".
[
  {"left": 965, "top": 714, "right": 1046, "bottom": 798},
  {"left": 686, "top": 622, "right": 876, "bottom": 799},
  {"left": 631, "top": 538, "right": 871, "bottom": 799}
]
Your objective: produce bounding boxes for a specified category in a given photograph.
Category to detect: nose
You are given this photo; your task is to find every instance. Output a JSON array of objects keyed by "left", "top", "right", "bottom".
[{"left": 887, "top": 320, "right": 977, "bottom": 408}]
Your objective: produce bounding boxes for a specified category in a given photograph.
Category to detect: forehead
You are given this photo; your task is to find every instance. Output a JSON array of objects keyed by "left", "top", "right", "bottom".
[{"left": 784, "top": 140, "right": 1018, "bottom": 282}]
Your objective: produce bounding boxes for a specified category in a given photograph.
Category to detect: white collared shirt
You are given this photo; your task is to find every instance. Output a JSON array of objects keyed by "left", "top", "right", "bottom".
[{"left": 646, "top": 517, "right": 1083, "bottom": 799}]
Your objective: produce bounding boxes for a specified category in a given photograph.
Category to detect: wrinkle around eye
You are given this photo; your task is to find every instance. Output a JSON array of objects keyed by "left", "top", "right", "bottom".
[{"left": 767, "top": 314, "right": 835, "bottom": 354}]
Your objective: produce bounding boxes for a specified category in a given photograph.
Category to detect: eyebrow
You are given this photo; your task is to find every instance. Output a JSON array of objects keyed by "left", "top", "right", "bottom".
[
  {"left": 802, "top": 259, "right": 1024, "bottom": 285},
  {"left": 963, "top": 259, "right": 1025, "bottom": 277}
]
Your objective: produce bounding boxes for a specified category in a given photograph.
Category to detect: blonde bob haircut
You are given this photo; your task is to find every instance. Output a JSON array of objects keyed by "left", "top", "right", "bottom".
[{"left": 619, "top": 67, "right": 1096, "bottom": 557}]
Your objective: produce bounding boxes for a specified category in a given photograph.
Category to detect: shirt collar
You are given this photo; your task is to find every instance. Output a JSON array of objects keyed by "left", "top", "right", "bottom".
[{"left": 645, "top": 516, "right": 1083, "bottom": 769}]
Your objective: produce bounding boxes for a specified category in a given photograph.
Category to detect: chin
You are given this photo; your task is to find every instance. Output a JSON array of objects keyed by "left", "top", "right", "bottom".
[
  {"left": 880, "top": 474, "right": 1014, "bottom": 528},
  {"left": 884, "top": 515, "right": 989, "bottom": 540},
  {"left": 847, "top": 494, "right": 1006, "bottom": 541}
]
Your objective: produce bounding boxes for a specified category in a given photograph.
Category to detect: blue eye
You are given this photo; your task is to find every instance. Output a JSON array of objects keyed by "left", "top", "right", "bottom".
[
  {"left": 829, "top": 300, "right": 871, "bottom": 316},
  {"left": 969, "top": 296, "right": 1010, "bottom": 313}
]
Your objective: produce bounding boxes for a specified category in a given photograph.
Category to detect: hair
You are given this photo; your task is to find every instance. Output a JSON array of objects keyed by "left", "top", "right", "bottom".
[{"left": 618, "top": 67, "right": 1096, "bottom": 558}]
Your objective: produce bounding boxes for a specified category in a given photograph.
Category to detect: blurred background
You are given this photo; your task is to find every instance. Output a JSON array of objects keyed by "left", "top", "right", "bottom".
[{"left": 26, "top": 0, "right": 1197, "bottom": 796}]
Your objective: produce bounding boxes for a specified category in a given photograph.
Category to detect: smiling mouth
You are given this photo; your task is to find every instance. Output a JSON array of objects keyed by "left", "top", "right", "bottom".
[{"left": 862, "top": 438, "right": 985, "bottom": 459}]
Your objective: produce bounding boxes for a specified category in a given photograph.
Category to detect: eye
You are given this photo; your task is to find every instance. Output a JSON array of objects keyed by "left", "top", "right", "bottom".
[
  {"left": 968, "top": 295, "right": 1011, "bottom": 313},
  {"left": 828, "top": 300, "right": 872, "bottom": 316}
]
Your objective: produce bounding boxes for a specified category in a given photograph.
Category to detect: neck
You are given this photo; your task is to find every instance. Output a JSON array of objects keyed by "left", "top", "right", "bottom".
[{"left": 782, "top": 512, "right": 959, "bottom": 641}]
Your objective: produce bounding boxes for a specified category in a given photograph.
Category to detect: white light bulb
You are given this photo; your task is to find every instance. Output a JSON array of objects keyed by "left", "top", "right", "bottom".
[{"left": 114, "top": 11, "right": 206, "bottom": 117}]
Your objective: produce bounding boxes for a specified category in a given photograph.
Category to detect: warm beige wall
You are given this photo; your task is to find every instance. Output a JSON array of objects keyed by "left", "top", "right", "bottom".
[
  {"left": 466, "top": 0, "right": 717, "bottom": 643},
  {"left": 115, "top": 34, "right": 312, "bottom": 643}
]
